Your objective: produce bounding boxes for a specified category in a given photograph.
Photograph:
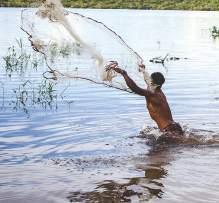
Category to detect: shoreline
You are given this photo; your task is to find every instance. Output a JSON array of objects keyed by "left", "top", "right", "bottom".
[
  {"left": 0, "top": 0, "right": 219, "bottom": 11},
  {"left": 0, "top": 6, "right": 219, "bottom": 12}
]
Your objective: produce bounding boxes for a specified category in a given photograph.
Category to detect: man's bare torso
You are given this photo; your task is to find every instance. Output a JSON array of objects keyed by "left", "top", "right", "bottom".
[{"left": 145, "top": 89, "right": 173, "bottom": 130}]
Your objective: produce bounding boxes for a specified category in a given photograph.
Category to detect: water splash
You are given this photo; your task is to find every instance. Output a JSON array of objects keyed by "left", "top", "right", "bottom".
[{"left": 139, "top": 125, "right": 219, "bottom": 146}]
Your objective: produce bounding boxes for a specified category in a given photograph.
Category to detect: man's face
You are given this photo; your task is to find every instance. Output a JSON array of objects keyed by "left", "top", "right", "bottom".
[
  {"left": 150, "top": 77, "right": 160, "bottom": 90},
  {"left": 150, "top": 78, "right": 155, "bottom": 86}
]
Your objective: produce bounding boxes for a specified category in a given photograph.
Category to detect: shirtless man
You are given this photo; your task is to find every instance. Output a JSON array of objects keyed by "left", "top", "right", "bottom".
[{"left": 107, "top": 62, "right": 184, "bottom": 144}]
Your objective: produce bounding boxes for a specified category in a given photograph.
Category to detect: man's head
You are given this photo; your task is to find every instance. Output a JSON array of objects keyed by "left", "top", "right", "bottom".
[{"left": 151, "top": 72, "right": 165, "bottom": 88}]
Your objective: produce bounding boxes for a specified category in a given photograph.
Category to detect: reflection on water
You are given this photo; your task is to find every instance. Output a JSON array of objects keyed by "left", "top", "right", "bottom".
[
  {"left": 67, "top": 148, "right": 170, "bottom": 203},
  {"left": 0, "top": 8, "right": 219, "bottom": 203},
  {"left": 65, "top": 142, "right": 219, "bottom": 203},
  {"left": 67, "top": 176, "right": 163, "bottom": 202}
]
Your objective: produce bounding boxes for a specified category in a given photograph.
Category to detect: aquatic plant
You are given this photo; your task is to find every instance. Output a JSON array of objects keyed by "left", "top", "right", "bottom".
[
  {"left": 12, "top": 80, "right": 58, "bottom": 116},
  {"left": 48, "top": 41, "right": 81, "bottom": 63},
  {"left": 0, "top": 81, "right": 4, "bottom": 109},
  {"left": 210, "top": 26, "right": 219, "bottom": 38},
  {"left": 36, "top": 80, "right": 57, "bottom": 109},
  {"left": 60, "top": 42, "right": 81, "bottom": 57},
  {"left": 1, "top": 38, "right": 74, "bottom": 115},
  {"left": 3, "top": 39, "right": 43, "bottom": 77},
  {"left": 12, "top": 80, "right": 32, "bottom": 115}
]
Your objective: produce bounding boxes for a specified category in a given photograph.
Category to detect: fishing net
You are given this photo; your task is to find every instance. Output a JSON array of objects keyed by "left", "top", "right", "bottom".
[{"left": 21, "top": 0, "right": 151, "bottom": 93}]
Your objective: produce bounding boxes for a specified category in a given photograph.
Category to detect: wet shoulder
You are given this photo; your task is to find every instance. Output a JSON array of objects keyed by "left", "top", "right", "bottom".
[{"left": 147, "top": 89, "right": 166, "bottom": 105}]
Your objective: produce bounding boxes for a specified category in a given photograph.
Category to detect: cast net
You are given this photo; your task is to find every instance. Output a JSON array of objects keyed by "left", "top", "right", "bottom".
[{"left": 21, "top": 0, "right": 151, "bottom": 93}]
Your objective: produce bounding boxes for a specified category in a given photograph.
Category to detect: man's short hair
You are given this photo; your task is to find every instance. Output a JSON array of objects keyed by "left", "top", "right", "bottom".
[{"left": 151, "top": 72, "right": 165, "bottom": 87}]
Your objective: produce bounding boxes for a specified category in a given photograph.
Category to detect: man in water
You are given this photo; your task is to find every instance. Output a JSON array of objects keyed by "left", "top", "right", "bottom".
[{"left": 107, "top": 61, "right": 184, "bottom": 144}]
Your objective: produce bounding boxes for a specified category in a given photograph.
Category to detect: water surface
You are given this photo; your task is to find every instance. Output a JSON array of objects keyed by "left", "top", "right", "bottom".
[{"left": 0, "top": 8, "right": 219, "bottom": 203}]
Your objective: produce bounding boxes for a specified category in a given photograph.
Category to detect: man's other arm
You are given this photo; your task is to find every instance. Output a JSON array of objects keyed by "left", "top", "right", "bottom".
[{"left": 121, "top": 71, "right": 151, "bottom": 96}]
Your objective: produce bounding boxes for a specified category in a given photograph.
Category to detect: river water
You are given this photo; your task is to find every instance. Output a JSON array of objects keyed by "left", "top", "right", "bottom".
[{"left": 0, "top": 8, "right": 219, "bottom": 203}]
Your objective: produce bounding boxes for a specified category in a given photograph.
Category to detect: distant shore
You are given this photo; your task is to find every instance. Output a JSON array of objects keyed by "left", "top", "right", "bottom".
[{"left": 1, "top": 0, "right": 219, "bottom": 11}]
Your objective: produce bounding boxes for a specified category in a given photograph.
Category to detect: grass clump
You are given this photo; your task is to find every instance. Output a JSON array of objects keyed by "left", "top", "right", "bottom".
[{"left": 3, "top": 39, "right": 42, "bottom": 78}]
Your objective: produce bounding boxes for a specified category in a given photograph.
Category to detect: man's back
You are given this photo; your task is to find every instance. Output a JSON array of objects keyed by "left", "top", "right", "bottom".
[{"left": 145, "top": 89, "right": 173, "bottom": 130}]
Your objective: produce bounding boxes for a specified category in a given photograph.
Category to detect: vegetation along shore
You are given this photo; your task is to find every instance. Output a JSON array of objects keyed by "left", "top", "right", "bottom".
[{"left": 1, "top": 0, "right": 219, "bottom": 10}]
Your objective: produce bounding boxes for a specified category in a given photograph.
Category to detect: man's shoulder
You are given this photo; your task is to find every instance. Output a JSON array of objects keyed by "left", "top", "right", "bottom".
[{"left": 146, "top": 90, "right": 165, "bottom": 104}]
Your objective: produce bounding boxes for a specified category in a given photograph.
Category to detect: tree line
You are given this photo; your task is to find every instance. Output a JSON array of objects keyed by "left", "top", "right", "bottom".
[{"left": 1, "top": 0, "right": 219, "bottom": 10}]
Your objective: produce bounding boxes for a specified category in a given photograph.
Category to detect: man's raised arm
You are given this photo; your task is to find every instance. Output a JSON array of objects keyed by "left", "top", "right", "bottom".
[
  {"left": 106, "top": 62, "right": 151, "bottom": 96},
  {"left": 138, "top": 64, "right": 152, "bottom": 87},
  {"left": 121, "top": 70, "right": 149, "bottom": 96}
]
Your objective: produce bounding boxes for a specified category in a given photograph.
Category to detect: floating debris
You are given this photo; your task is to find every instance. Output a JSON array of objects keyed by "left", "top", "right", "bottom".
[
  {"left": 149, "top": 54, "right": 188, "bottom": 64},
  {"left": 149, "top": 54, "right": 168, "bottom": 64}
]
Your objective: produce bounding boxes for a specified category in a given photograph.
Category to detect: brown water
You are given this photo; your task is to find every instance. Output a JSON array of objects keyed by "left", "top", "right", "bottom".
[{"left": 0, "top": 8, "right": 219, "bottom": 203}]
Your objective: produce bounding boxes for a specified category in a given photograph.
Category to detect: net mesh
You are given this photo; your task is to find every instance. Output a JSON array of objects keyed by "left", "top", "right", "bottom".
[{"left": 21, "top": 0, "right": 150, "bottom": 93}]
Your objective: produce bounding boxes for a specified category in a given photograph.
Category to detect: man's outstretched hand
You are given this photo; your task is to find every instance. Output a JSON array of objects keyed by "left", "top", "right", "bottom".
[
  {"left": 106, "top": 61, "right": 126, "bottom": 75},
  {"left": 138, "top": 63, "right": 146, "bottom": 72}
]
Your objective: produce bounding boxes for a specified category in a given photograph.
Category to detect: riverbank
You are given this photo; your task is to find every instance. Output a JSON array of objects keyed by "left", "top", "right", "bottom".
[{"left": 1, "top": 0, "right": 219, "bottom": 11}]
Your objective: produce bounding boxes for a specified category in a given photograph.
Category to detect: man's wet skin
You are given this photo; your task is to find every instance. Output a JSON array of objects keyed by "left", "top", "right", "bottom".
[{"left": 145, "top": 88, "right": 174, "bottom": 130}]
